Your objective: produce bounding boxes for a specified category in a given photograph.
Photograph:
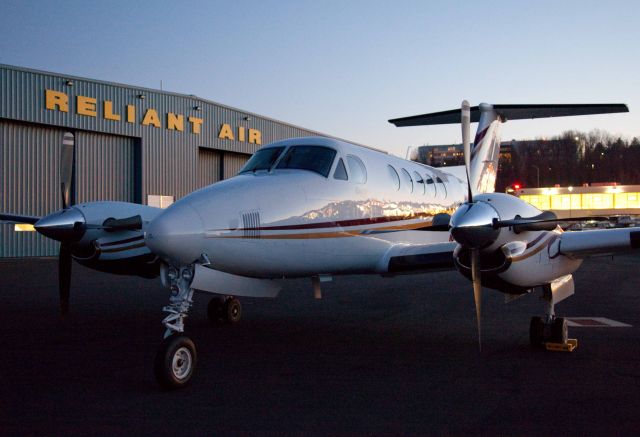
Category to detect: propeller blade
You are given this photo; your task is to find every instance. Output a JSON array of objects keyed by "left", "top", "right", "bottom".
[
  {"left": 59, "top": 242, "right": 72, "bottom": 315},
  {"left": 494, "top": 214, "right": 611, "bottom": 232},
  {"left": 60, "top": 133, "right": 75, "bottom": 209},
  {"left": 461, "top": 100, "right": 472, "bottom": 202},
  {"left": 0, "top": 213, "right": 40, "bottom": 224},
  {"left": 470, "top": 248, "right": 482, "bottom": 352}
]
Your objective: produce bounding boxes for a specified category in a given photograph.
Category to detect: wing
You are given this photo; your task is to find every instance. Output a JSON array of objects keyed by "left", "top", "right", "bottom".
[
  {"left": 559, "top": 227, "right": 640, "bottom": 258},
  {"left": 0, "top": 213, "right": 40, "bottom": 224},
  {"left": 379, "top": 241, "right": 457, "bottom": 274}
]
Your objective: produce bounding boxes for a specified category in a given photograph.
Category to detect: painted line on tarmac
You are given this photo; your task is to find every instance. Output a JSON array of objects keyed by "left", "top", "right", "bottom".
[{"left": 566, "top": 317, "right": 632, "bottom": 328}]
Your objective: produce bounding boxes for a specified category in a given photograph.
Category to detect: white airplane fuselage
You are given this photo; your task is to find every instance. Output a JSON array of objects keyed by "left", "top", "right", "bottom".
[{"left": 146, "top": 137, "right": 467, "bottom": 278}]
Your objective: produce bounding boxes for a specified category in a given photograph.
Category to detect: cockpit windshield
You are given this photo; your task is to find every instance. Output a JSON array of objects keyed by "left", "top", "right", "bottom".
[
  {"left": 239, "top": 147, "right": 285, "bottom": 173},
  {"left": 275, "top": 145, "right": 336, "bottom": 177}
]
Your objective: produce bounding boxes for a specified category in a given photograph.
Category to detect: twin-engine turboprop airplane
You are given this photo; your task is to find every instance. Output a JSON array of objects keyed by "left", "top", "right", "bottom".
[
  {"left": 1, "top": 101, "right": 632, "bottom": 389},
  {"left": 142, "top": 101, "right": 634, "bottom": 389}
]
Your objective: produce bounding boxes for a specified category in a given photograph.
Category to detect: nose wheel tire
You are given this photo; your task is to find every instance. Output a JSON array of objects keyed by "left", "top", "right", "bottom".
[
  {"left": 154, "top": 334, "right": 197, "bottom": 390},
  {"left": 530, "top": 316, "right": 545, "bottom": 347},
  {"left": 224, "top": 297, "right": 242, "bottom": 324}
]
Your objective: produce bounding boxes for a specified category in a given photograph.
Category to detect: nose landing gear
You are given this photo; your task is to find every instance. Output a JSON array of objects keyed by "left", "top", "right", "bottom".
[{"left": 155, "top": 265, "right": 198, "bottom": 390}]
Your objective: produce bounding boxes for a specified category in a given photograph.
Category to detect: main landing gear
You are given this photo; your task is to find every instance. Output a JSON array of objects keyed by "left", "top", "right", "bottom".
[
  {"left": 207, "top": 296, "right": 242, "bottom": 324},
  {"left": 529, "top": 283, "right": 570, "bottom": 348}
]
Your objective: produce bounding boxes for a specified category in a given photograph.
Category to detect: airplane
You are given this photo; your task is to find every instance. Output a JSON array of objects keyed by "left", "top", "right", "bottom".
[{"left": 1, "top": 101, "right": 633, "bottom": 390}]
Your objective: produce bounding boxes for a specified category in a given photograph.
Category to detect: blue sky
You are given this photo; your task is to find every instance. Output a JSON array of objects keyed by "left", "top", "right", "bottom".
[{"left": 1, "top": 0, "right": 638, "bottom": 156}]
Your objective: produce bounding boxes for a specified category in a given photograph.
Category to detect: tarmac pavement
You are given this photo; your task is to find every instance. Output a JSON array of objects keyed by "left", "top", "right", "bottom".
[{"left": 1, "top": 254, "right": 639, "bottom": 436}]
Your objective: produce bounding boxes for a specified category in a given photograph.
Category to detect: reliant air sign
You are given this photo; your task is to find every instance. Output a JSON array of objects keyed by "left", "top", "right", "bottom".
[{"left": 44, "top": 89, "right": 262, "bottom": 144}]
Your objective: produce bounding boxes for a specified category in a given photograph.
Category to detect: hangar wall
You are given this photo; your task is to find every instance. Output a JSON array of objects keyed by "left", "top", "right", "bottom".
[{"left": 0, "top": 64, "right": 334, "bottom": 257}]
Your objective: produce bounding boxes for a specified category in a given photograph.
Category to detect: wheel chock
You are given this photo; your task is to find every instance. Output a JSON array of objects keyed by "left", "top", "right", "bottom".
[{"left": 544, "top": 338, "right": 578, "bottom": 352}]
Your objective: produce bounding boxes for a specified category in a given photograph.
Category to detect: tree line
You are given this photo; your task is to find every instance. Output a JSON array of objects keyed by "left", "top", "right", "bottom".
[{"left": 496, "top": 131, "right": 640, "bottom": 192}]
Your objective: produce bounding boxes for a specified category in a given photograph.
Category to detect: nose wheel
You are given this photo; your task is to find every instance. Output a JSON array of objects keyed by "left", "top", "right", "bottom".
[{"left": 154, "top": 334, "right": 197, "bottom": 390}]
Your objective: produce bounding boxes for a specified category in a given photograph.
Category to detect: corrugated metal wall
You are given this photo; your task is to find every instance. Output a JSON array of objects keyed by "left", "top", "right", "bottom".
[
  {"left": 0, "top": 120, "right": 63, "bottom": 256},
  {"left": 223, "top": 152, "right": 250, "bottom": 179},
  {"left": 0, "top": 63, "right": 348, "bottom": 257},
  {"left": 197, "top": 148, "right": 221, "bottom": 188},
  {"left": 75, "top": 131, "right": 135, "bottom": 203}
]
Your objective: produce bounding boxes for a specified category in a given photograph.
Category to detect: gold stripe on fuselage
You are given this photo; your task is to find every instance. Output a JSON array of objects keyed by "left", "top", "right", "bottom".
[{"left": 212, "top": 219, "right": 436, "bottom": 239}]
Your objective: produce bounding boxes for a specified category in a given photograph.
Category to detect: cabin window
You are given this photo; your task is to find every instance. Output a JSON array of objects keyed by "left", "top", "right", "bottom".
[
  {"left": 413, "top": 171, "right": 425, "bottom": 195},
  {"left": 347, "top": 155, "right": 367, "bottom": 184},
  {"left": 436, "top": 176, "right": 447, "bottom": 198},
  {"left": 276, "top": 145, "right": 337, "bottom": 177},
  {"left": 425, "top": 173, "right": 436, "bottom": 197},
  {"left": 240, "top": 146, "right": 285, "bottom": 173},
  {"left": 387, "top": 165, "right": 400, "bottom": 191},
  {"left": 401, "top": 168, "right": 413, "bottom": 193},
  {"left": 333, "top": 158, "right": 348, "bottom": 180}
]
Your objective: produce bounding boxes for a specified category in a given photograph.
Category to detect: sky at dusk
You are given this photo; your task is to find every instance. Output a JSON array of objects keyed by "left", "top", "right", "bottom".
[{"left": 1, "top": 0, "right": 638, "bottom": 156}]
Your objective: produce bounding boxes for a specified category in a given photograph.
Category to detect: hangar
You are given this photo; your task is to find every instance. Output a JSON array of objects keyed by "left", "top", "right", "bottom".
[{"left": 0, "top": 64, "right": 333, "bottom": 257}]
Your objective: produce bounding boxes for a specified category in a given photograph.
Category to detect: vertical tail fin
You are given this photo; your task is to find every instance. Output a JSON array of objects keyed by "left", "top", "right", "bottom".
[{"left": 469, "top": 104, "right": 502, "bottom": 195}]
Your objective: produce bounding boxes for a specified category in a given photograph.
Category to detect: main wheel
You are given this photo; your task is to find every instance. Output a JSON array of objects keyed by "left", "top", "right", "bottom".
[
  {"left": 207, "top": 296, "right": 226, "bottom": 323},
  {"left": 224, "top": 297, "right": 242, "bottom": 324},
  {"left": 529, "top": 316, "right": 545, "bottom": 347},
  {"left": 551, "top": 317, "right": 568, "bottom": 344},
  {"left": 154, "top": 334, "right": 197, "bottom": 390}
]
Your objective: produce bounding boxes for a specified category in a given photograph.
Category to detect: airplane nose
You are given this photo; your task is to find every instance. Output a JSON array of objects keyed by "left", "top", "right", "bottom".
[{"left": 145, "top": 203, "right": 205, "bottom": 265}]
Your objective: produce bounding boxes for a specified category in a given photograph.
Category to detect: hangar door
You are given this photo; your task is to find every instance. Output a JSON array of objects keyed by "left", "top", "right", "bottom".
[
  {"left": 198, "top": 148, "right": 222, "bottom": 189},
  {"left": 223, "top": 152, "right": 250, "bottom": 179},
  {"left": 75, "top": 131, "right": 136, "bottom": 203},
  {"left": 0, "top": 121, "right": 66, "bottom": 257}
]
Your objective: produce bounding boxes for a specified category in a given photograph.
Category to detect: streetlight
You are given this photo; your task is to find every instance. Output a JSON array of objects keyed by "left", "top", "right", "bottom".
[{"left": 531, "top": 164, "right": 541, "bottom": 187}]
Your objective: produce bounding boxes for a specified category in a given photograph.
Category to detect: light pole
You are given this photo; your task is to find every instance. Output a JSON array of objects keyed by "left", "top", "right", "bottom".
[{"left": 531, "top": 165, "right": 541, "bottom": 187}]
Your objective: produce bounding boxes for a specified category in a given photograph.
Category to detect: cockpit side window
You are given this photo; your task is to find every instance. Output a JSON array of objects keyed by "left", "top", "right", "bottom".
[
  {"left": 276, "top": 145, "right": 337, "bottom": 177},
  {"left": 333, "top": 158, "right": 348, "bottom": 180},
  {"left": 239, "top": 147, "right": 285, "bottom": 173}
]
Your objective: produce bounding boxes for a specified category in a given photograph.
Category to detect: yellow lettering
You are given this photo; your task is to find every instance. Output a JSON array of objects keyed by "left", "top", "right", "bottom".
[
  {"left": 167, "top": 113, "right": 184, "bottom": 131},
  {"left": 77, "top": 96, "right": 97, "bottom": 117},
  {"left": 218, "top": 123, "right": 234, "bottom": 140},
  {"left": 103, "top": 101, "right": 121, "bottom": 121},
  {"left": 249, "top": 128, "right": 262, "bottom": 145},
  {"left": 188, "top": 116, "right": 203, "bottom": 134},
  {"left": 142, "top": 109, "right": 161, "bottom": 128},
  {"left": 45, "top": 89, "right": 68, "bottom": 112},
  {"left": 238, "top": 127, "right": 246, "bottom": 142},
  {"left": 126, "top": 105, "right": 136, "bottom": 123}
]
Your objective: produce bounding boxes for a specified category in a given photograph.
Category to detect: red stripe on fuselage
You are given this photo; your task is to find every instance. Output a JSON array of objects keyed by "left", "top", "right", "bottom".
[{"left": 238, "top": 212, "right": 439, "bottom": 231}]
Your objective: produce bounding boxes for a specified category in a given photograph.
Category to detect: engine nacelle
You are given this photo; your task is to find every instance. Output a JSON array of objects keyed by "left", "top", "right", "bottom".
[{"left": 453, "top": 193, "right": 583, "bottom": 294}]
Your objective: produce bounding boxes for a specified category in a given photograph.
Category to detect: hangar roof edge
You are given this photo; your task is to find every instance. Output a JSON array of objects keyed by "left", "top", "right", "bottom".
[{"left": 0, "top": 63, "right": 385, "bottom": 154}]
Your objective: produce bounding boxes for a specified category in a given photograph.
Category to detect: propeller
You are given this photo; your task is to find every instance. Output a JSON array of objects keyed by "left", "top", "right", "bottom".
[{"left": 453, "top": 99, "right": 490, "bottom": 351}]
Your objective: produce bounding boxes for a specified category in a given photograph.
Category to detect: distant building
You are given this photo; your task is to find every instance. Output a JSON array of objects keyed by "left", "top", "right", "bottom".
[
  {"left": 517, "top": 184, "right": 640, "bottom": 219},
  {"left": 411, "top": 142, "right": 512, "bottom": 167}
]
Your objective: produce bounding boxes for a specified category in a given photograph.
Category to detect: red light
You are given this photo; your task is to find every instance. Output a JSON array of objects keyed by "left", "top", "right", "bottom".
[{"left": 513, "top": 184, "right": 521, "bottom": 190}]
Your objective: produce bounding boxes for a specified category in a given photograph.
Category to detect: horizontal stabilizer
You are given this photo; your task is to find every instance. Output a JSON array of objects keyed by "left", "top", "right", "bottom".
[
  {"left": 0, "top": 213, "right": 40, "bottom": 224},
  {"left": 389, "top": 103, "right": 628, "bottom": 127}
]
